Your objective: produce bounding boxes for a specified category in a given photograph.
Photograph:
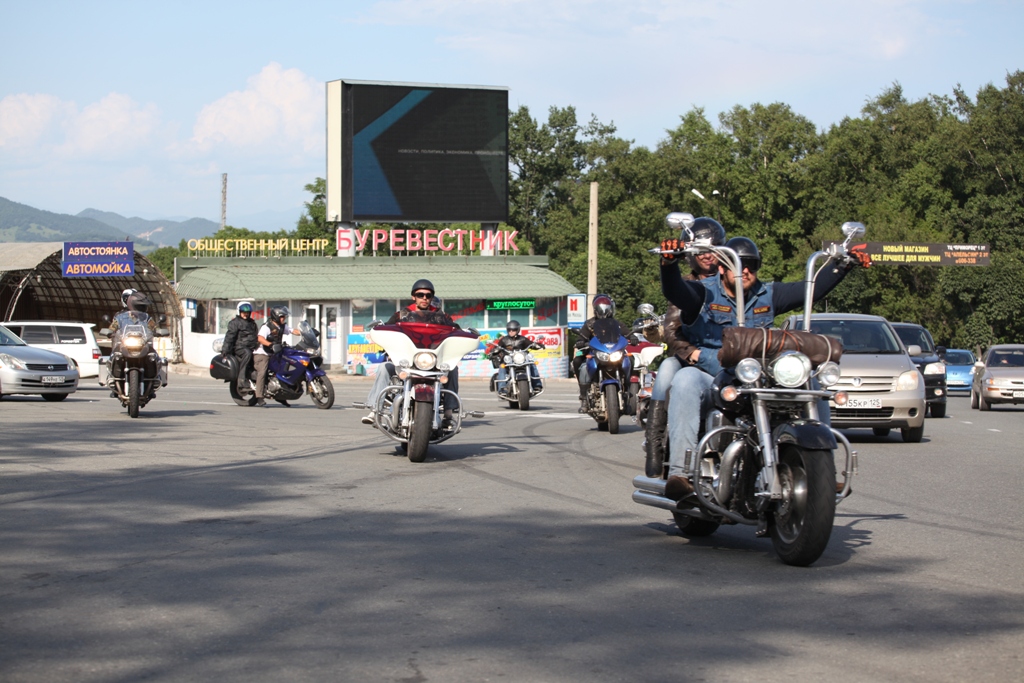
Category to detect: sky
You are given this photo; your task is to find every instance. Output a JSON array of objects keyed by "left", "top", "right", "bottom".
[{"left": 1, "top": 0, "right": 1022, "bottom": 229}]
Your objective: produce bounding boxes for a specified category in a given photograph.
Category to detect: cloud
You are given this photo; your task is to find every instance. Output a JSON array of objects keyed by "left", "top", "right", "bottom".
[
  {"left": 186, "top": 62, "right": 323, "bottom": 158},
  {"left": 0, "top": 93, "right": 73, "bottom": 150}
]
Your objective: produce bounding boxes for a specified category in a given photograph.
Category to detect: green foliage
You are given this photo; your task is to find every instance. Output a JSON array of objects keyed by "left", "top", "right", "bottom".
[{"left": 295, "top": 177, "right": 329, "bottom": 239}]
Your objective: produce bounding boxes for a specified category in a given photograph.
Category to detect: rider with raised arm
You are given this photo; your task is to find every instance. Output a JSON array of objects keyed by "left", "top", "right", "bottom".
[{"left": 657, "top": 234, "right": 871, "bottom": 499}]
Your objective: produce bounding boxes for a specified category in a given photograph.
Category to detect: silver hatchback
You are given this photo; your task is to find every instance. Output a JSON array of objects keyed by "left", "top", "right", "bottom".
[{"left": 782, "top": 313, "right": 926, "bottom": 442}]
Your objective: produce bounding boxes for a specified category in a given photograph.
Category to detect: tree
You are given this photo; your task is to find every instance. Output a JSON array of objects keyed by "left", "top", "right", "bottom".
[{"left": 295, "top": 177, "right": 329, "bottom": 240}]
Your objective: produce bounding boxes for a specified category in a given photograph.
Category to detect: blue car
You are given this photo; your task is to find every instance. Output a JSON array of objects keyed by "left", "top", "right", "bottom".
[{"left": 942, "top": 348, "right": 976, "bottom": 394}]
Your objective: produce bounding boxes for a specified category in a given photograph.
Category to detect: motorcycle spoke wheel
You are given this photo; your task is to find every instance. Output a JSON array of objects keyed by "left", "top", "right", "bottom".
[
  {"left": 127, "top": 369, "right": 141, "bottom": 418},
  {"left": 517, "top": 379, "right": 531, "bottom": 410},
  {"left": 604, "top": 384, "right": 620, "bottom": 434},
  {"left": 309, "top": 376, "right": 335, "bottom": 409},
  {"left": 407, "top": 401, "right": 432, "bottom": 463},
  {"left": 769, "top": 446, "right": 836, "bottom": 566}
]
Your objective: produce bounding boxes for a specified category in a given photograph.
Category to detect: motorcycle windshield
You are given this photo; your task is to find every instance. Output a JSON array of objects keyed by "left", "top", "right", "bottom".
[
  {"left": 373, "top": 322, "right": 476, "bottom": 350},
  {"left": 296, "top": 320, "right": 320, "bottom": 351},
  {"left": 589, "top": 319, "right": 628, "bottom": 352}
]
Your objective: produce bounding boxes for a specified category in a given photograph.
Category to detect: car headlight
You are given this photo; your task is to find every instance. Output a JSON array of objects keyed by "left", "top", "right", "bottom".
[
  {"left": 986, "top": 377, "right": 1011, "bottom": 387},
  {"left": 735, "top": 358, "right": 762, "bottom": 384},
  {"left": 512, "top": 351, "right": 527, "bottom": 364},
  {"left": 413, "top": 352, "right": 436, "bottom": 370},
  {"left": 0, "top": 353, "right": 27, "bottom": 370},
  {"left": 769, "top": 351, "right": 812, "bottom": 388},
  {"left": 924, "top": 362, "right": 945, "bottom": 375},
  {"left": 65, "top": 355, "right": 79, "bottom": 369},
  {"left": 816, "top": 361, "right": 842, "bottom": 387},
  {"left": 897, "top": 370, "right": 920, "bottom": 391}
]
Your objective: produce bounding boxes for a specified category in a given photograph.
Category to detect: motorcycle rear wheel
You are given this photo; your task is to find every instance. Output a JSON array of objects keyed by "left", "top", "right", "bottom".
[
  {"left": 672, "top": 511, "right": 720, "bottom": 537},
  {"left": 228, "top": 383, "right": 257, "bottom": 406},
  {"left": 605, "top": 384, "right": 620, "bottom": 434},
  {"left": 308, "top": 376, "right": 335, "bottom": 409},
  {"left": 626, "top": 383, "right": 639, "bottom": 416},
  {"left": 517, "top": 379, "right": 531, "bottom": 410},
  {"left": 769, "top": 445, "right": 836, "bottom": 567},
  {"left": 407, "top": 400, "right": 432, "bottom": 463},
  {"left": 127, "top": 369, "right": 140, "bottom": 418}
]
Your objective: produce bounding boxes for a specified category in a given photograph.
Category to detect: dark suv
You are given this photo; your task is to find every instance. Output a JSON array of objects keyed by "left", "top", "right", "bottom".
[{"left": 891, "top": 323, "right": 947, "bottom": 418}]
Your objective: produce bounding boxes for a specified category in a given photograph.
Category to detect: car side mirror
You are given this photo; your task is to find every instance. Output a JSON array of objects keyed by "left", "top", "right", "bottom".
[
  {"left": 907, "top": 344, "right": 922, "bottom": 356},
  {"left": 155, "top": 328, "right": 170, "bottom": 337}
]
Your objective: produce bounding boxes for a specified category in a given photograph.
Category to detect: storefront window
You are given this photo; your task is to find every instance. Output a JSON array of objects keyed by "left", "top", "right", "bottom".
[
  {"left": 376, "top": 299, "right": 400, "bottom": 322},
  {"left": 351, "top": 299, "right": 375, "bottom": 332},
  {"left": 445, "top": 299, "right": 487, "bottom": 329},
  {"left": 213, "top": 300, "right": 267, "bottom": 333},
  {"left": 534, "top": 298, "right": 563, "bottom": 327}
]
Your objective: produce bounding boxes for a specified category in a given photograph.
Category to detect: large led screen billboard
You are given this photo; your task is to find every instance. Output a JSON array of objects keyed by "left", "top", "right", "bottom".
[{"left": 326, "top": 80, "right": 508, "bottom": 224}]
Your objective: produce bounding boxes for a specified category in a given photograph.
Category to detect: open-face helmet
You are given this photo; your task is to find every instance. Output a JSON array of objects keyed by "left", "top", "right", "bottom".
[
  {"left": 724, "top": 237, "right": 761, "bottom": 273},
  {"left": 411, "top": 279, "right": 435, "bottom": 296},
  {"left": 507, "top": 320, "right": 522, "bottom": 335}
]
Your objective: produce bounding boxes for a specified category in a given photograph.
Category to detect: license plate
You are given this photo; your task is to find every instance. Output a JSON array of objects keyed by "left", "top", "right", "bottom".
[
  {"left": 1013, "top": 390, "right": 1024, "bottom": 398},
  {"left": 42, "top": 376, "right": 64, "bottom": 384},
  {"left": 840, "top": 396, "right": 882, "bottom": 409}
]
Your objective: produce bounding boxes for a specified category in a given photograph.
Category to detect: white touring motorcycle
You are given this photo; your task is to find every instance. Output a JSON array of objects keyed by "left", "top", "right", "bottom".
[
  {"left": 356, "top": 321, "right": 484, "bottom": 463},
  {"left": 632, "top": 215, "right": 866, "bottom": 566}
]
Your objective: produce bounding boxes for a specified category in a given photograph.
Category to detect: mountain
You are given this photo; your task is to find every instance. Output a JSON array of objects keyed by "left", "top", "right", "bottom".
[
  {"left": 0, "top": 197, "right": 157, "bottom": 249},
  {"left": 77, "top": 209, "right": 219, "bottom": 248}
]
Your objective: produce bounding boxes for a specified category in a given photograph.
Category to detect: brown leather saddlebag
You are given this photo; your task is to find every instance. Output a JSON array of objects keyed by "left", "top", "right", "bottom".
[{"left": 718, "top": 327, "right": 844, "bottom": 368}]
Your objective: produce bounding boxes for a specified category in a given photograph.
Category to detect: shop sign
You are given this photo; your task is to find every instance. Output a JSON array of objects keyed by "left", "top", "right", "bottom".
[
  {"left": 566, "top": 294, "right": 586, "bottom": 328},
  {"left": 186, "top": 238, "right": 332, "bottom": 256},
  {"left": 336, "top": 227, "right": 518, "bottom": 254},
  {"left": 62, "top": 241, "right": 134, "bottom": 277},
  {"left": 822, "top": 241, "right": 991, "bottom": 266},
  {"left": 487, "top": 299, "right": 535, "bottom": 310}
]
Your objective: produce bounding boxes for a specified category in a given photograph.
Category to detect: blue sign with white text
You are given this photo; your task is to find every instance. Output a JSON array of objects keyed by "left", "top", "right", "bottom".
[{"left": 62, "top": 241, "right": 134, "bottom": 277}]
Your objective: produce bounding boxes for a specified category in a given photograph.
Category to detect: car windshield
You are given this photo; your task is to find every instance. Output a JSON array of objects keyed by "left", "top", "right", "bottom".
[
  {"left": 894, "top": 326, "right": 935, "bottom": 353},
  {"left": 808, "top": 320, "right": 903, "bottom": 354},
  {"left": 944, "top": 350, "right": 975, "bottom": 365},
  {"left": 986, "top": 349, "right": 1024, "bottom": 367},
  {"left": 0, "top": 325, "right": 27, "bottom": 346}
]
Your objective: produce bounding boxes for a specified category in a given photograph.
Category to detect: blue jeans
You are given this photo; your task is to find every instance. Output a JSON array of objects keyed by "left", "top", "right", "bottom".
[
  {"left": 651, "top": 355, "right": 682, "bottom": 401},
  {"left": 666, "top": 366, "right": 714, "bottom": 477}
]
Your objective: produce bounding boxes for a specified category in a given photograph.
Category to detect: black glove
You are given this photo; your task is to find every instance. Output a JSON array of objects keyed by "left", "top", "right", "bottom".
[{"left": 660, "top": 238, "right": 683, "bottom": 266}]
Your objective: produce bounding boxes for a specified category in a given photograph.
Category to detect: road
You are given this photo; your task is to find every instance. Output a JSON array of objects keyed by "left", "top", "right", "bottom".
[{"left": 1, "top": 375, "right": 1022, "bottom": 682}]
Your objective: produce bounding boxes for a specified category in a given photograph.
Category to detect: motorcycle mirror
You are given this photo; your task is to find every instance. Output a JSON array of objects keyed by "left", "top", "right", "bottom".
[
  {"left": 158, "top": 314, "right": 167, "bottom": 324},
  {"left": 367, "top": 319, "right": 383, "bottom": 330},
  {"left": 841, "top": 221, "right": 866, "bottom": 240},
  {"left": 637, "top": 303, "right": 655, "bottom": 317},
  {"left": 467, "top": 327, "right": 480, "bottom": 336},
  {"left": 155, "top": 327, "right": 170, "bottom": 337},
  {"left": 99, "top": 328, "right": 112, "bottom": 338},
  {"left": 101, "top": 314, "right": 111, "bottom": 323},
  {"left": 665, "top": 212, "right": 696, "bottom": 241}
]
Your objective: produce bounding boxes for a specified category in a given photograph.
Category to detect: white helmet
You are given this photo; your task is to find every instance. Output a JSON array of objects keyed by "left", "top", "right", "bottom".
[{"left": 121, "top": 288, "right": 138, "bottom": 308}]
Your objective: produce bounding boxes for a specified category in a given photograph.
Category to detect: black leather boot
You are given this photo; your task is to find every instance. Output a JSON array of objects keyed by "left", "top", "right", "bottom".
[
  {"left": 578, "top": 385, "right": 589, "bottom": 413},
  {"left": 645, "top": 399, "right": 668, "bottom": 477}
]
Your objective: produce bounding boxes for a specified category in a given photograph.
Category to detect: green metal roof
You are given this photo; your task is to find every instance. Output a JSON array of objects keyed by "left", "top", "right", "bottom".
[{"left": 174, "top": 255, "right": 580, "bottom": 300}]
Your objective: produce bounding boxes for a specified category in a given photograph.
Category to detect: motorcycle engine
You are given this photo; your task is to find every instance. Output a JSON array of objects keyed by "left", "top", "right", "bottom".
[{"left": 267, "top": 377, "right": 281, "bottom": 395}]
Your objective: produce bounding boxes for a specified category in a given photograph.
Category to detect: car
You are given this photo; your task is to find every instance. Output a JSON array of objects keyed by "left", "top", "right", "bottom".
[
  {"left": 941, "top": 348, "right": 976, "bottom": 395},
  {"left": 890, "top": 322, "right": 948, "bottom": 418},
  {"left": 2, "top": 321, "right": 102, "bottom": 377},
  {"left": 0, "top": 324, "right": 80, "bottom": 400},
  {"left": 970, "top": 344, "right": 1024, "bottom": 410},
  {"left": 782, "top": 313, "right": 926, "bottom": 442}
]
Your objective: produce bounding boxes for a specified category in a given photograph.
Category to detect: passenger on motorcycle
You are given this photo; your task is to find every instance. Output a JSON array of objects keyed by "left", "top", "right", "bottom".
[
  {"left": 573, "top": 294, "right": 639, "bottom": 413},
  {"left": 362, "top": 279, "right": 463, "bottom": 425},
  {"left": 648, "top": 217, "right": 727, "bottom": 470},
  {"left": 490, "top": 320, "right": 544, "bottom": 392},
  {"left": 658, "top": 235, "right": 870, "bottom": 499},
  {"left": 222, "top": 301, "right": 259, "bottom": 392},
  {"left": 254, "top": 306, "right": 300, "bottom": 407}
]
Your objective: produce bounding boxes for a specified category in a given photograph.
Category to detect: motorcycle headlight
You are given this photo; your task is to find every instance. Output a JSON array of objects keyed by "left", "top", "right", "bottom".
[
  {"left": 0, "top": 353, "right": 27, "bottom": 370},
  {"left": 124, "top": 334, "right": 146, "bottom": 351},
  {"left": 595, "top": 351, "right": 610, "bottom": 362},
  {"left": 512, "top": 351, "right": 527, "bottom": 364},
  {"left": 924, "top": 362, "right": 945, "bottom": 375},
  {"left": 770, "top": 351, "right": 812, "bottom": 388},
  {"left": 816, "top": 361, "right": 842, "bottom": 387},
  {"left": 608, "top": 351, "right": 623, "bottom": 363},
  {"left": 503, "top": 354, "right": 513, "bottom": 364},
  {"left": 897, "top": 370, "right": 920, "bottom": 391},
  {"left": 413, "top": 352, "right": 436, "bottom": 370},
  {"left": 735, "top": 358, "right": 762, "bottom": 384}
]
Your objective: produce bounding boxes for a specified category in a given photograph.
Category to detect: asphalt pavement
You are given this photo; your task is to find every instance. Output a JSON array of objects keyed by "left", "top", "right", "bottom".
[{"left": 1, "top": 373, "right": 1022, "bottom": 682}]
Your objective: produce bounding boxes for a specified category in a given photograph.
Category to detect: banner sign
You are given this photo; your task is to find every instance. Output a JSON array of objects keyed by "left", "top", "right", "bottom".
[
  {"left": 487, "top": 299, "right": 535, "bottom": 310},
  {"left": 566, "top": 294, "right": 587, "bottom": 328},
  {"left": 337, "top": 227, "right": 518, "bottom": 255},
  {"left": 823, "top": 241, "right": 990, "bottom": 266},
  {"left": 187, "top": 238, "right": 331, "bottom": 257},
  {"left": 62, "top": 241, "right": 134, "bottom": 277}
]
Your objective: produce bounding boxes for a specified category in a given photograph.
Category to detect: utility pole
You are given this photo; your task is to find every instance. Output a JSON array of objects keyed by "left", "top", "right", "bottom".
[
  {"left": 587, "top": 182, "right": 598, "bottom": 318},
  {"left": 220, "top": 173, "right": 228, "bottom": 229}
]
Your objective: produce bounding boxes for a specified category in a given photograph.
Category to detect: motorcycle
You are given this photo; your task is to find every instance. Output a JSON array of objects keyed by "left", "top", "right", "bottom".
[
  {"left": 631, "top": 214, "right": 864, "bottom": 566},
  {"left": 98, "top": 314, "right": 170, "bottom": 418},
  {"left": 493, "top": 342, "right": 545, "bottom": 410},
  {"left": 628, "top": 305, "right": 666, "bottom": 426},
  {"left": 210, "top": 321, "right": 335, "bottom": 409},
  {"left": 355, "top": 320, "right": 483, "bottom": 463},
  {"left": 579, "top": 319, "right": 633, "bottom": 434}
]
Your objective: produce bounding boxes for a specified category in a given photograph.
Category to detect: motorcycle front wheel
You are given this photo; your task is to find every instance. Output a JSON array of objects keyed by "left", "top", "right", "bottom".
[
  {"left": 517, "top": 379, "right": 531, "bottom": 411},
  {"left": 407, "top": 400, "right": 432, "bottom": 463},
  {"left": 127, "top": 368, "right": 140, "bottom": 418},
  {"left": 308, "top": 376, "right": 335, "bottom": 409},
  {"left": 604, "top": 384, "right": 620, "bottom": 434},
  {"left": 769, "top": 445, "right": 836, "bottom": 567},
  {"left": 228, "top": 382, "right": 257, "bottom": 406}
]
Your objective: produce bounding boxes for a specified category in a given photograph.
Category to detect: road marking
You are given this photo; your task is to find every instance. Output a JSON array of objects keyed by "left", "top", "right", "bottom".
[
  {"left": 962, "top": 421, "right": 972, "bottom": 424},
  {"left": 989, "top": 428, "right": 1001, "bottom": 432}
]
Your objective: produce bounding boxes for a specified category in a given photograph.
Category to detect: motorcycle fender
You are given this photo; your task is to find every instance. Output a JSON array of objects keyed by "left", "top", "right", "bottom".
[
  {"left": 773, "top": 420, "right": 837, "bottom": 450},
  {"left": 586, "top": 357, "right": 598, "bottom": 376},
  {"left": 413, "top": 383, "right": 435, "bottom": 402},
  {"left": 599, "top": 378, "right": 620, "bottom": 389}
]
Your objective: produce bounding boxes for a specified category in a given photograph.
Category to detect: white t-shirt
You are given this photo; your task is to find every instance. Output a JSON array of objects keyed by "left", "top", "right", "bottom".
[{"left": 255, "top": 323, "right": 272, "bottom": 356}]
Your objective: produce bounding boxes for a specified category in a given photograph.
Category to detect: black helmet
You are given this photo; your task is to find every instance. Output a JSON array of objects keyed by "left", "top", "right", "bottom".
[
  {"left": 593, "top": 294, "right": 615, "bottom": 319},
  {"left": 126, "top": 292, "right": 150, "bottom": 313},
  {"left": 507, "top": 320, "right": 521, "bottom": 334},
  {"left": 689, "top": 217, "right": 726, "bottom": 245},
  {"left": 725, "top": 237, "right": 761, "bottom": 272},
  {"left": 411, "top": 279, "right": 435, "bottom": 296},
  {"left": 270, "top": 306, "right": 289, "bottom": 321},
  {"left": 121, "top": 288, "right": 138, "bottom": 309}
]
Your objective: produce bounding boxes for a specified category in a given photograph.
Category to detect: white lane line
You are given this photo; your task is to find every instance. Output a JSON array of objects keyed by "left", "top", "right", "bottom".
[
  {"left": 479, "top": 412, "right": 589, "bottom": 420},
  {"left": 962, "top": 421, "right": 972, "bottom": 424},
  {"left": 989, "top": 428, "right": 1001, "bottom": 432}
]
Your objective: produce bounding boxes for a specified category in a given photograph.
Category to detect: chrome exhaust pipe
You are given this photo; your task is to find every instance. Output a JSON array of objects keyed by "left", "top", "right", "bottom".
[
  {"left": 632, "top": 489, "right": 678, "bottom": 511},
  {"left": 713, "top": 438, "right": 746, "bottom": 505},
  {"left": 632, "top": 475, "right": 667, "bottom": 495}
]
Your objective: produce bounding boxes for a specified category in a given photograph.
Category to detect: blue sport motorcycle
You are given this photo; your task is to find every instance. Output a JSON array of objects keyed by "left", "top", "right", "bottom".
[
  {"left": 211, "top": 321, "right": 335, "bottom": 409},
  {"left": 580, "top": 319, "right": 632, "bottom": 433}
]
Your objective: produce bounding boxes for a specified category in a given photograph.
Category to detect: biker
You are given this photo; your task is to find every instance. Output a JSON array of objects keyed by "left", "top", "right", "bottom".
[
  {"left": 107, "top": 290, "right": 158, "bottom": 398},
  {"left": 362, "top": 279, "right": 462, "bottom": 425},
  {"left": 489, "top": 320, "right": 544, "bottom": 393},
  {"left": 573, "top": 294, "right": 639, "bottom": 413},
  {"left": 658, "top": 234, "right": 871, "bottom": 499},
  {"left": 647, "top": 217, "right": 726, "bottom": 471},
  {"left": 221, "top": 301, "right": 259, "bottom": 394},
  {"left": 254, "top": 306, "right": 299, "bottom": 407}
]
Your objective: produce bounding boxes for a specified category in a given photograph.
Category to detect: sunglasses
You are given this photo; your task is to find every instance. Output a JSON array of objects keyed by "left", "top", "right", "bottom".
[
  {"left": 740, "top": 258, "right": 761, "bottom": 273},
  {"left": 413, "top": 292, "right": 433, "bottom": 299}
]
